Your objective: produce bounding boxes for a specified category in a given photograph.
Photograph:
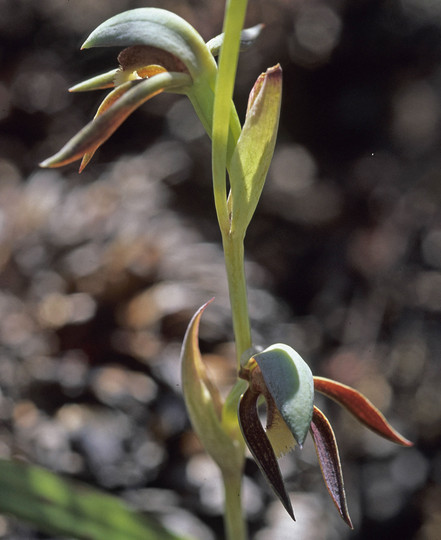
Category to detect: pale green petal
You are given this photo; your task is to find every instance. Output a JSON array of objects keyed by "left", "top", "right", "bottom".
[{"left": 69, "top": 69, "right": 119, "bottom": 92}]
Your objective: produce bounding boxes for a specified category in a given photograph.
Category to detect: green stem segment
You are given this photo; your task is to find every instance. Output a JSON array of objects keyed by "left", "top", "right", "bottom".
[
  {"left": 222, "top": 232, "right": 252, "bottom": 364},
  {"left": 220, "top": 232, "right": 250, "bottom": 540},
  {"left": 222, "top": 470, "right": 247, "bottom": 540}
]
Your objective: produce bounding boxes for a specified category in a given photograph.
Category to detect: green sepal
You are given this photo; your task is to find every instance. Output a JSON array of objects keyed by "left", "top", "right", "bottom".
[
  {"left": 181, "top": 300, "right": 244, "bottom": 475},
  {"left": 253, "top": 343, "right": 314, "bottom": 447},
  {"left": 207, "top": 24, "right": 264, "bottom": 57},
  {"left": 82, "top": 8, "right": 217, "bottom": 84},
  {"left": 229, "top": 64, "right": 282, "bottom": 236}
]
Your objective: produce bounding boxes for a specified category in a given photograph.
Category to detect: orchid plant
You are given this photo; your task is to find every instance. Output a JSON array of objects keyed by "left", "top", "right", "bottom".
[{"left": 2, "top": 2, "right": 412, "bottom": 540}]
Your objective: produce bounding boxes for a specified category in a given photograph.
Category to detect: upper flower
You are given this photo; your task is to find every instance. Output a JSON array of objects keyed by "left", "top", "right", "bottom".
[
  {"left": 39, "top": 8, "right": 216, "bottom": 172},
  {"left": 39, "top": 8, "right": 262, "bottom": 174}
]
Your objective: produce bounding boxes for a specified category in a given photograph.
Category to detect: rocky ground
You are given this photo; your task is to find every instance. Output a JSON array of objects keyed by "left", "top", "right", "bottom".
[{"left": 1, "top": 1, "right": 441, "bottom": 539}]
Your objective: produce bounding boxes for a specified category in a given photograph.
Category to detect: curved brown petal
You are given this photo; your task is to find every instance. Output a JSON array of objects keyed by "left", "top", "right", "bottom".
[
  {"left": 314, "top": 377, "right": 413, "bottom": 447},
  {"left": 310, "top": 406, "right": 353, "bottom": 528},
  {"left": 79, "top": 82, "right": 135, "bottom": 172},
  {"left": 39, "top": 71, "right": 191, "bottom": 170},
  {"left": 238, "top": 387, "right": 295, "bottom": 520}
]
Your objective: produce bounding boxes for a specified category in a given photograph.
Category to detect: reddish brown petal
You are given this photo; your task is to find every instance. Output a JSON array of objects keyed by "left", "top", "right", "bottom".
[
  {"left": 310, "top": 406, "right": 353, "bottom": 528},
  {"left": 118, "top": 45, "right": 189, "bottom": 74},
  {"left": 79, "top": 83, "right": 134, "bottom": 172},
  {"left": 314, "top": 377, "right": 413, "bottom": 447},
  {"left": 238, "top": 388, "right": 295, "bottom": 520}
]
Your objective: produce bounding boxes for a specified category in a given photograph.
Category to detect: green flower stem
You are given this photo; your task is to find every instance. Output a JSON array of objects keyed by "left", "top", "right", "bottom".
[
  {"left": 222, "top": 232, "right": 252, "bottom": 365},
  {"left": 220, "top": 230, "right": 250, "bottom": 540},
  {"left": 222, "top": 469, "right": 248, "bottom": 540},
  {"left": 219, "top": 231, "right": 250, "bottom": 540},
  {"left": 213, "top": 1, "right": 250, "bottom": 539},
  {"left": 212, "top": 0, "right": 248, "bottom": 235}
]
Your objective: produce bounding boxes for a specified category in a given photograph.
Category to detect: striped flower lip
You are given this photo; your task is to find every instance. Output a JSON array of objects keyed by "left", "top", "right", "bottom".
[{"left": 238, "top": 356, "right": 412, "bottom": 528}]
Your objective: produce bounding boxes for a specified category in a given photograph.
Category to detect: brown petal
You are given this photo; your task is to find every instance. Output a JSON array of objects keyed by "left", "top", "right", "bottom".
[
  {"left": 118, "top": 45, "right": 189, "bottom": 74},
  {"left": 314, "top": 377, "right": 413, "bottom": 446},
  {"left": 39, "top": 71, "right": 190, "bottom": 170},
  {"left": 79, "top": 82, "right": 134, "bottom": 172},
  {"left": 310, "top": 406, "right": 353, "bottom": 528},
  {"left": 238, "top": 387, "right": 295, "bottom": 520}
]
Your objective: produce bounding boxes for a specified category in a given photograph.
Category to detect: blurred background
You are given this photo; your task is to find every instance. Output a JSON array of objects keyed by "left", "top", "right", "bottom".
[{"left": 1, "top": 0, "right": 440, "bottom": 538}]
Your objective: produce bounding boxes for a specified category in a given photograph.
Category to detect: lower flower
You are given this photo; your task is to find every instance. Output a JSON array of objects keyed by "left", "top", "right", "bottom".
[{"left": 238, "top": 346, "right": 412, "bottom": 527}]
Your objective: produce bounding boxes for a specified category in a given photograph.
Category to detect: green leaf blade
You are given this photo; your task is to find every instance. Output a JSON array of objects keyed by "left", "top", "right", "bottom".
[{"left": 0, "top": 459, "right": 192, "bottom": 540}]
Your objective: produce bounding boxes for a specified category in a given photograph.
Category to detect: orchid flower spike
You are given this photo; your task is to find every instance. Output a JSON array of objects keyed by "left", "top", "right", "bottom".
[
  {"left": 238, "top": 345, "right": 413, "bottom": 527},
  {"left": 39, "top": 8, "right": 262, "bottom": 173}
]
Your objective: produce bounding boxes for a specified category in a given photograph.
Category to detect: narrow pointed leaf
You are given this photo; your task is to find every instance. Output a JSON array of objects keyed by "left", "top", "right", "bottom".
[
  {"left": 181, "top": 300, "right": 243, "bottom": 475},
  {"left": 81, "top": 8, "right": 217, "bottom": 82},
  {"left": 310, "top": 406, "right": 353, "bottom": 528},
  {"left": 229, "top": 65, "right": 282, "bottom": 235},
  {"left": 40, "top": 71, "right": 190, "bottom": 169},
  {"left": 69, "top": 69, "right": 119, "bottom": 92},
  {"left": 314, "top": 377, "right": 413, "bottom": 446},
  {"left": 0, "top": 459, "right": 192, "bottom": 540},
  {"left": 253, "top": 343, "right": 314, "bottom": 447},
  {"left": 238, "top": 388, "right": 295, "bottom": 520}
]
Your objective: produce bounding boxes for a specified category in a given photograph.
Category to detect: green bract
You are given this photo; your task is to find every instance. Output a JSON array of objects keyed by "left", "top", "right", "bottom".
[
  {"left": 229, "top": 65, "right": 282, "bottom": 236},
  {"left": 180, "top": 300, "right": 244, "bottom": 476}
]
